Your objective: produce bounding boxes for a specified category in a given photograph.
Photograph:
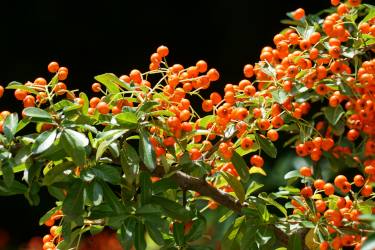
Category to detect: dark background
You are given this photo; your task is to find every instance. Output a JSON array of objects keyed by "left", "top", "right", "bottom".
[{"left": 0, "top": 0, "right": 329, "bottom": 247}]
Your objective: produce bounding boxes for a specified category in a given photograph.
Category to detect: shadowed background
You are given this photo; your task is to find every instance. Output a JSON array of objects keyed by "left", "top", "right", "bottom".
[{"left": 0, "top": 0, "right": 328, "bottom": 248}]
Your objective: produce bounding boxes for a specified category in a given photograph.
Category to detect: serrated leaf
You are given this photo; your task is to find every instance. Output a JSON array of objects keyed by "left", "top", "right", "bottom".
[
  {"left": 32, "top": 129, "right": 57, "bottom": 154},
  {"left": 255, "top": 134, "right": 277, "bottom": 158},
  {"left": 220, "top": 171, "right": 245, "bottom": 203}
]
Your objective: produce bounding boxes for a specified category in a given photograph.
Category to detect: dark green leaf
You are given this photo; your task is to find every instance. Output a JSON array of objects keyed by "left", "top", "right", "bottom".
[
  {"left": 117, "top": 218, "right": 137, "bottom": 250},
  {"left": 287, "top": 233, "right": 303, "bottom": 250},
  {"left": 185, "top": 216, "right": 206, "bottom": 242},
  {"left": 139, "top": 129, "right": 156, "bottom": 171},
  {"left": 61, "top": 129, "right": 88, "bottom": 166},
  {"left": 134, "top": 221, "right": 146, "bottom": 250},
  {"left": 32, "top": 129, "right": 57, "bottom": 154},
  {"left": 90, "top": 165, "right": 121, "bottom": 185},
  {"left": 259, "top": 192, "right": 287, "bottom": 217},
  {"left": 220, "top": 171, "right": 245, "bottom": 203},
  {"left": 23, "top": 107, "right": 53, "bottom": 123},
  {"left": 140, "top": 172, "right": 152, "bottom": 204},
  {"left": 86, "top": 182, "right": 103, "bottom": 206},
  {"left": 3, "top": 113, "right": 18, "bottom": 141},
  {"left": 145, "top": 222, "right": 165, "bottom": 245},
  {"left": 150, "top": 196, "right": 193, "bottom": 222},
  {"left": 43, "top": 161, "right": 75, "bottom": 185},
  {"left": 121, "top": 142, "right": 140, "bottom": 184},
  {"left": 362, "top": 233, "right": 375, "bottom": 250},
  {"left": 138, "top": 101, "right": 160, "bottom": 113},
  {"left": 0, "top": 180, "right": 27, "bottom": 196},
  {"left": 255, "top": 133, "right": 277, "bottom": 158},
  {"left": 323, "top": 106, "right": 344, "bottom": 126},
  {"left": 62, "top": 180, "right": 85, "bottom": 219},
  {"left": 231, "top": 151, "right": 250, "bottom": 182},
  {"left": 173, "top": 222, "right": 185, "bottom": 246},
  {"left": 96, "top": 130, "right": 126, "bottom": 160},
  {"left": 100, "top": 181, "right": 123, "bottom": 213},
  {"left": 1, "top": 161, "right": 14, "bottom": 187}
]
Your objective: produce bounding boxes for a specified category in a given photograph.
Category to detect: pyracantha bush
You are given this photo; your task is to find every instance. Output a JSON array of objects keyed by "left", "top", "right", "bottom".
[{"left": 0, "top": 0, "right": 375, "bottom": 249}]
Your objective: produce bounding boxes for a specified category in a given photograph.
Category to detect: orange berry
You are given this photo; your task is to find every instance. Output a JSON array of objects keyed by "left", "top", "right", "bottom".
[
  {"left": 202, "top": 100, "right": 213, "bottom": 112},
  {"left": 196, "top": 60, "right": 208, "bottom": 73},
  {"left": 250, "top": 155, "right": 264, "bottom": 168},
  {"left": 292, "top": 8, "right": 305, "bottom": 20},
  {"left": 48, "top": 61, "right": 59, "bottom": 73},
  {"left": 300, "top": 186, "right": 313, "bottom": 198},
  {"left": 14, "top": 89, "right": 28, "bottom": 100},
  {"left": 353, "top": 175, "right": 365, "bottom": 187},
  {"left": 299, "top": 166, "right": 312, "bottom": 177},
  {"left": 157, "top": 45, "right": 169, "bottom": 57},
  {"left": 243, "top": 64, "right": 254, "bottom": 78},
  {"left": 241, "top": 137, "right": 254, "bottom": 150},
  {"left": 207, "top": 68, "right": 220, "bottom": 81},
  {"left": 324, "top": 183, "right": 335, "bottom": 195},
  {"left": 91, "top": 83, "right": 102, "bottom": 93},
  {"left": 189, "top": 148, "right": 202, "bottom": 160},
  {"left": 266, "top": 129, "right": 279, "bottom": 141},
  {"left": 314, "top": 179, "right": 325, "bottom": 190},
  {"left": 96, "top": 101, "right": 110, "bottom": 114},
  {"left": 361, "top": 185, "right": 373, "bottom": 197}
]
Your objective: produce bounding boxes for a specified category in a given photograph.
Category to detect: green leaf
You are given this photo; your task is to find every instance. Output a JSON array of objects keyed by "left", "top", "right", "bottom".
[
  {"left": 150, "top": 196, "right": 193, "bottom": 222},
  {"left": 198, "top": 115, "right": 215, "bottom": 128},
  {"left": 249, "top": 167, "right": 267, "bottom": 176},
  {"left": 145, "top": 223, "right": 164, "bottom": 245},
  {"left": 6, "top": 82, "right": 39, "bottom": 95},
  {"left": 90, "top": 165, "right": 121, "bottom": 185},
  {"left": 140, "top": 172, "right": 152, "bottom": 204},
  {"left": 86, "top": 181, "right": 104, "bottom": 206},
  {"left": 0, "top": 180, "right": 27, "bottom": 196},
  {"left": 95, "top": 73, "right": 132, "bottom": 92},
  {"left": 173, "top": 221, "right": 185, "bottom": 246},
  {"left": 138, "top": 101, "right": 160, "bottom": 113},
  {"left": 227, "top": 216, "right": 245, "bottom": 241},
  {"left": 185, "top": 216, "right": 206, "bottom": 242},
  {"left": 62, "top": 180, "right": 85, "bottom": 219},
  {"left": 271, "top": 89, "right": 289, "bottom": 104},
  {"left": 100, "top": 181, "right": 124, "bottom": 213},
  {"left": 61, "top": 129, "right": 88, "bottom": 166},
  {"left": 117, "top": 218, "right": 137, "bottom": 250},
  {"left": 259, "top": 192, "right": 287, "bottom": 217},
  {"left": 287, "top": 233, "right": 303, "bottom": 250},
  {"left": 94, "top": 73, "right": 121, "bottom": 93},
  {"left": 361, "top": 4, "right": 375, "bottom": 23},
  {"left": 284, "top": 170, "right": 301, "bottom": 180},
  {"left": 1, "top": 161, "right": 14, "bottom": 187},
  {"left": 220, "top": 171, "right": 245, "bottom": 203},
  {"left": 256, "top": 201, "right": 269, "bottom": 222},
  {"left": 39, "top": 206, "right": 60, "bottom": 226},
  {"left": 246, "top": 181, "right": 264, "bottom": 197},
  {"left": 23, "top": 107, "right": 53, "bottom": 123},
  {"left": 139, "top": 129, "right": 156, "bottom": 172},
  {"left": 121, "top": 142, "right": 140, "bottom": 184},
  {"left": 323, "top": 105, "right": 344, "bottom": 126},
  {"left": 42, "top": 161, "right": 75, "bottom": 185},
  {"left": 134, "top": 221, "right": 146, "bottom": 250},
  {"left": 79, "top": 92, "right": 89, "bottom": 115},
  {"left": 362, "top": 233, "right": 375, "bottom": 250},
  {"left": 115, "top": 112, "right": 138, "bottom": 128},
  {"left": 96, "top": 130, "right": 126, "bottom": 160},
  {"left": 32, "top": 129, "right": 57, "bottom": 154},
  {"left": 3, "top": 113, "right": 18, "bottom": 141},
  {"left": 255, "top": 134, "right": 277, "bottom": 158},
  {"left": 231, "top": 151, "right": 250, "bottom": 182}
]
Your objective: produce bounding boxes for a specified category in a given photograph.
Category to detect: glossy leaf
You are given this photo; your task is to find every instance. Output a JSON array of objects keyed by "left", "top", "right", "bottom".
[
  {"left": 139, "top": 129, "right": 156, "bottom": 172},
  {"left": 61, "top": 129, "right": 88, "bottom": 166},
  {"left": 255, "top": 133, "right": 277, "bottom": 158},
  {"left": 3, "top": 113, "right": 18, "bottom": 141},
  {"left": 231, "top": 151, "right": 250, "bottom": 182},
  {"left": 23, "top": 107, "right": 53, "bottom": 123},
  {"left": 62, "top": 180, "right": 85, "bottom": 219},
  {"left": 220, "top": 171, "right": 245, "bottom": 203},
  {"left": 32, "top": 129, "right": 57, "bottom": 154}
]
